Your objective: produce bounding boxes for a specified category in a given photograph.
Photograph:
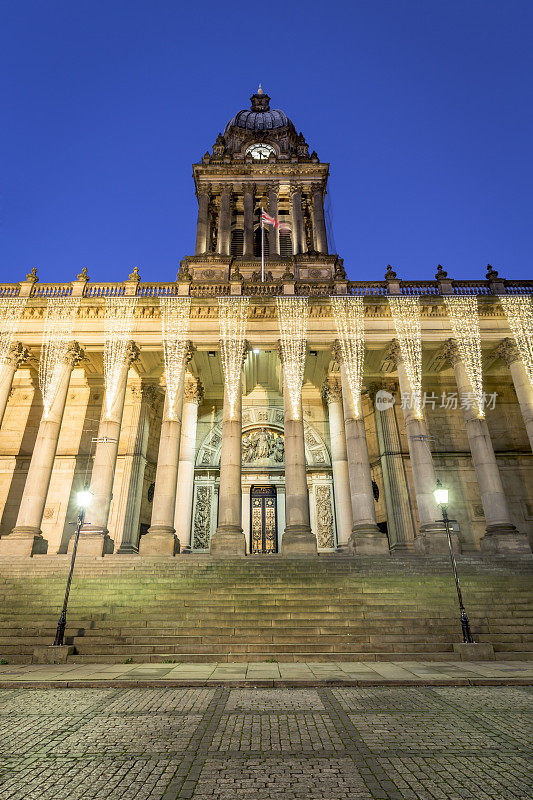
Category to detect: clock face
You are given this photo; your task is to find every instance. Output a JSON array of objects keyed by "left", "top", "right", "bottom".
[{"left": 246, "top": 143, "right": 275, "bottom": 161}]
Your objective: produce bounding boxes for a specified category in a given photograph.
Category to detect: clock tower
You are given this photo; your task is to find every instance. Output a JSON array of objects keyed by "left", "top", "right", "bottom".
[{"left": 182, "top": 87, "right": 344, "bottom": 282}]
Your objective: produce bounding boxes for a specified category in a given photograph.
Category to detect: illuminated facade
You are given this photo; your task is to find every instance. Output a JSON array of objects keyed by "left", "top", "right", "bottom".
[{"left": 0, "top": 88, "right": 532, "bottom": 559}]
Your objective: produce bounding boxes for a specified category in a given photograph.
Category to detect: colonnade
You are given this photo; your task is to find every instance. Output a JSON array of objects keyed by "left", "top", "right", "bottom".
[
  {"left": 0, "top": 333, "right": 532, "bottom": 557},
  {"left": 194, "top": 181, "right": 328, "bottom": 257}
]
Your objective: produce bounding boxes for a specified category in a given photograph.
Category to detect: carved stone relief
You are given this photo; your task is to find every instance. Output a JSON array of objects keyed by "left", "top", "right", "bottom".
[
  {"left": 192, "top": 484, "right": 212, "bottom": 549},
  {"left": 315, "top": 484, "right": 334, "bottom": 548},
  {"left": 242, "top": 428, "right": 284, "bottom": 466}
]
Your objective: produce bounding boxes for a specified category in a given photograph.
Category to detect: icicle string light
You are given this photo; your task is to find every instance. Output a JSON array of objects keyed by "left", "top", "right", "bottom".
[
  {"left": 218, "top": 297, "right": 249, "bottom": 418},
  {"left": 444, "top": 295, "right": 484, "bottom": 417},
  {"left": 39, "top": 297, "right": 80, "bottom": 418},
  {"left": 331, "top": 296, "right": 365, "bottom": 418},
  {"left": 0, "top": 298, "right": 27, "bottom": 368},
  {"left": 276, "top": 296, "right": 308, "bottom": 420},
  {"left": 388, "top": 296, "right": 423, "bottom": 418},
  {"left": 160, "top": 297, "right": 191, "bottom": 419},
  {"left": 104, "top": 297, "right": 138, "bottom": 417},
  {"left": 500, "top": 295, "right": 533, "bottom": 388}
]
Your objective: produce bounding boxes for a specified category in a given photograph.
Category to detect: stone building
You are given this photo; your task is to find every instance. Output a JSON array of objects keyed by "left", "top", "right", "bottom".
[{"left": 0, "top": 87, "right": 532, "bottom": 561}]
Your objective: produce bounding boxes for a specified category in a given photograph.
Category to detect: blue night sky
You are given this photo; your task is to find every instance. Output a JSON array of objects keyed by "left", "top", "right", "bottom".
[{"left": 1, "top": 1, "right": 531, "bottom": 284}]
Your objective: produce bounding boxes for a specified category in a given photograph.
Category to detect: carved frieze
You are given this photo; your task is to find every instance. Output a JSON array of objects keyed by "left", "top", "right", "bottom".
[
  {"left": 192, "top": 484, "right": 212, "bottom": 549},
  {"left": 315, "top": 484, "right": 334, "bottom": 548}
]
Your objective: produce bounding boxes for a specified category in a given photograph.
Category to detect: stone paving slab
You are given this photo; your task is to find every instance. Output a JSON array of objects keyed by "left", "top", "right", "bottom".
[
  {"left": 0, "top": 660, "right": 531, "bottom": 687},
  {"left": 0, "top": 686, "right": 531, "bottom": 799}
]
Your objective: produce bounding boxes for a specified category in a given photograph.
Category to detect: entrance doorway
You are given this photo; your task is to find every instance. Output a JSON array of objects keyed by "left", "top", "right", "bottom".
[{"left": 250, "top": 486, "right": 277, "bottom": 553}]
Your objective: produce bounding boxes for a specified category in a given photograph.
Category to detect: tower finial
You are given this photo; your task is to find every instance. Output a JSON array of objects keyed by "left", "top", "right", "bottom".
[{"left": 258, "top": 83, "right": 263, "bottom": 94}]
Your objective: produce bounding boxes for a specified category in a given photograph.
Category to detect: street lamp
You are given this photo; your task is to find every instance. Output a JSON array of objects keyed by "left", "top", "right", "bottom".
[
  {"left": 433, "top": 479, "right": 474, "bottom": 644},
  {"left": 52, "top": 486, "right": 93, "bottom": 648}
]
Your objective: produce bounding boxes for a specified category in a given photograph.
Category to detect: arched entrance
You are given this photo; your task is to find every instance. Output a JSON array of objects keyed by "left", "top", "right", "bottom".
[{"left": 250, "top": 485, "right": 277, "bottom": 553}]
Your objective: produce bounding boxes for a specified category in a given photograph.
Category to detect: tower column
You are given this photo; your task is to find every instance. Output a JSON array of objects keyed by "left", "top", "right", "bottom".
[
  {"left": 194, "top": 185, "right": 210, "bottom": 255},
  {"left": 210, "top": 377, "right": 246, "bottom": 556},
  {"left": 497, "top": 338, "right": 533, "bottom": 452},
  {"left": 267, "top": 184, "right": 280, "bottom": 256},
  {"left": 216, "top": 186, "right": 232, "bottom": 257},
  {"left": 78, "top": 341, "right": 140, "bottom": 556},
  {"left": 290, "top": 185, "right": 306, "bottom": 255},
  {"left": 444, "top": 339, "right": 530, "bottom": 555},
  {"left": 174, "top": 377, "right": 203, "bottom": 551},
  {"left": 1, "top": 342, "right": 84, "bottom": 557},
  {"left": 140, "top": 346, "right": 192, "bottom": 556},
  {"left": 312, "top": 185, "right": 328, "bottom": 254},
  {"left": 280, "top": 363, "right": 316, "bottom": 555},
  {"left": 388, "top": 340, "right": 449, "bottom": 553},
  {"left": 337, "top": 363, "right": 389, "bottom": 554},
  {"left": 0, "top": 342, "right": 29, "bottom": 428},
  {"left": 322, "top": 377, "right": 352, "bottom": 550},
  {"left": 371, "top": 382, "right": 416, "bottom": 550},
  {"left": 243, "top": 183, "right": 255, "bottom": 257}
]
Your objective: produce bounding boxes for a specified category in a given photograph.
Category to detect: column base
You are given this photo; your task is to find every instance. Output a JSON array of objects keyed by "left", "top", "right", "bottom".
[
  {"left": 116, "top": 543, "right": 139, "bottom": 555},
  {"left": 71, "top": 526, "right": 113, "bottom": 557},
  {"left": 415, "top": 524, "right": 461, "bottom": 556},
  {"left": 139, "top": 529, "right": 179, "bottom": 557},
  {"left": 0, "top": 527, "right": 47, "bottom": 557},
  {"left": 481, "top": 525, "right": 531, "bottom": 556},
  {"left": 349, "top": 525, "right": 390, "bottom": 555},
  {"left": 282, "top": 525, "right": 317, "bottom": 555},
  {"left": 210, "top": 526, "right": 246, "bottom": 557}
]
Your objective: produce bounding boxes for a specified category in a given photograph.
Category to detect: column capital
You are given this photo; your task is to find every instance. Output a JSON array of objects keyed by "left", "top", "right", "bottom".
[
  {"left": 242, "top": 181, "right": 255, "bottom": 195},
  {"left": 442, "top": 337, "right": 461, "bottom": 366},
  {"left": 322, "top": 375, "right": 343, "bottom": 403},
  {"left": 384, "top": 338, "right": 403, "bottom": 367},
  {"left": 196, "top": 183, "right": 211, "bottom": 199},
  {"left": 184, "top": 376, "right": 204, "bottom": 404},
  {"left": 367, "top": 380, "right": 398, "bottom": 402},
  {"left": 184, "top": 340, "right": 195, "bottom": 365},
  {"left": 63, "top": 341, "right": 84, "bottom": 368},
  {"left": 264, "top": 182, "right": 279, "bottom": 196},
  {"left": 125, "top": 340, "right": 141, "bottom": 367},
  {"left": 289, "top": 183, "right": 304, "bottom": 198},
  {"left": 496, "top": 337, "right": 521, "bottom": 367},
  {"left": 331, "top": 339, "right": 343, "bottom": 366},
  {"left": 4, "top": 341, "right": 30, "bottom": 369}
]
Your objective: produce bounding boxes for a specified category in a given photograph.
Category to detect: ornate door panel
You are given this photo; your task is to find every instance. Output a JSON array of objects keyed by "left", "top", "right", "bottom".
[{"left": 250, "top": 486, "right": 277, "bottom": 554}]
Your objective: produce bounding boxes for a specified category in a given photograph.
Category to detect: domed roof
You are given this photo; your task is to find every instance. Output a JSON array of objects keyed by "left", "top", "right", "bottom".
[{"left": 224, "top": 87, "right": 296, "bottom": 137}]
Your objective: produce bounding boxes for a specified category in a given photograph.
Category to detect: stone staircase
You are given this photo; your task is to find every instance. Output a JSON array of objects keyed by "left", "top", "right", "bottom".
[{"left": 0, "top": 554, "right": 531, "bottom": 663}]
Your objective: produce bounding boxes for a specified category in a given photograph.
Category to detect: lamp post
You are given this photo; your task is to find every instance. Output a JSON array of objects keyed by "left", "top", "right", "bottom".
[
  {"left": 52, "top": 487, "right": 93, "bottom": 648},
  {"left": 433, "top": 479, "right": 474, "bottom": 644}
]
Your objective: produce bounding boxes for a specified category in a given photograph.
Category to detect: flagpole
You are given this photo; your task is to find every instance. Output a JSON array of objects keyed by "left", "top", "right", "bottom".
[{"left": 261, "top": 206, "right": 265, "bottom": 282}]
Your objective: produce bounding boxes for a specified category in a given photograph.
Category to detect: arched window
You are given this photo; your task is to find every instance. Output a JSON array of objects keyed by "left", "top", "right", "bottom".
[{"left": 254, "top": 227, "right": 270, "bottom": 258}]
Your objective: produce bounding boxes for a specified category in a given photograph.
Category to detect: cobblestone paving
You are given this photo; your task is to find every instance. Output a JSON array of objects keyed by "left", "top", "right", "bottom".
[{"left": 0, "top": 686, "right": 530, "bottom": 799}]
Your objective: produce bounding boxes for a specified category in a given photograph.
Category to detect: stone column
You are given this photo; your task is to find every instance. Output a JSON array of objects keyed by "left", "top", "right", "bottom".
[
  {"left": 174, "top": 377, "right": 203, "bottom": 551},
  {"left": 334, "top": 358, "right": 389, "bottom": 554},
  {"left": 243, "top": 183, "right": 255, "bottom": 257},
  {"left": 444, "top": 338, "right": 530, "bottom": 555},
  {"left": 322, "top": 376, "right": 352, "bottom": 550},
  {"left": 387, "top": 340, "right": 449, "bottom": 553},
  {"left": 280, "top": 355, "right": 316, "bottom": 554},
  {"left": 0, "top": 342, "right": 29, "bottom": 429},
  {"left": 371, "top": 382, "right": 417, "bottom": 550},
  {"left": 497, "top": 338, "right": 533, "bottom": 452},
  {"left": 78, "top": 341, "right": 140, "bottom": 556},
  {"left": 312, "top": 185, "right": 328, "bottom": 254},
  {"left": 0, "top": 342, "right": 83, "bottom": 557},
  {"left": 116, "top": 383, "right": 156, "bottom": 554},
  {"left": 194, "top": 185, "right": 210, "bottom": 255},
  {"left": 216, "top": 186, "right": 232, "bottom": 257},
  {"left": 210, "top": 364, "right": 246, "bottom": 556},
  {"left": 140, "top": 346, "right": 192, "bottom": 556},
  {"left": 267, "top": 184, "right": 280, "bottom": 257},
  {"left": 290, "top": 185, "right": 306, "bottom": 255}
]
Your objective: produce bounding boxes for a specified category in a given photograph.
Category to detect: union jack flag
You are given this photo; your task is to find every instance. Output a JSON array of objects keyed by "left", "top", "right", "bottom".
[{"left": 261, "top": 210, "right": 291, "bottom": 232}]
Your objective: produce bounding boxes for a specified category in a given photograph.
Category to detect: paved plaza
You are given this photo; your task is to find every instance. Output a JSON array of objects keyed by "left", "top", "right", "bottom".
[{"left": 0, "top": 683, "right": 531, "bottom": 799}]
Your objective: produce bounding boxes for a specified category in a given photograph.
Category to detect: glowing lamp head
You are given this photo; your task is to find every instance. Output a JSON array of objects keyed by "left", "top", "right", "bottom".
[
  {"left": 253, "top": 348, "right": 260, "bottom": 354},
  {"left": 433, "top": 480, "right": 449, "bottom": 507},
  {"left": 77, "top": 489, "right": 93, "bottom": 509}
]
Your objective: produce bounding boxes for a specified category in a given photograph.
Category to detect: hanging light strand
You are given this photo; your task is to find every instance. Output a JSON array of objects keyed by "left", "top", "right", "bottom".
[
  {"left": 444, "top": 295, "right": 484, "bottom": 417},
  {"left": 500, "top": 295, "right": 533, "bottom": 388},
  {"left": 276, "top": 296, "right": 308, "bottom": 419},
  {"left": 388, "top": 295, "right": 423, "bottom": 417},
  {"left": 39, "top": 297, "right": 80, "bottom": 418},
  {"left": 331, "top": 296, "right": 365, "bottom": 418},
  {"left": 104, "top": 297, "right": 138, "bottom": 416},
  {"left": 160, "top": 297, "right": 191, "bottom": 419},
  {"left": 218, "top": 297, "right": 249, "bottom": 418},
  {"left": 0, "top": 298, "right": 27, "bottom": 367}
]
